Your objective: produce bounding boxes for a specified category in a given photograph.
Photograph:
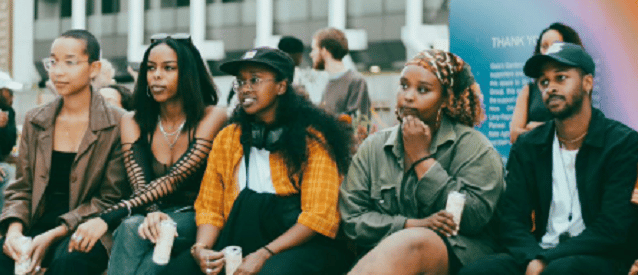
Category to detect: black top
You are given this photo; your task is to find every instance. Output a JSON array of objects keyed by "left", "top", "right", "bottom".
[
  {"left": 147, "top": 136, "right": 204, "bottom": 209},
  {"left": 527, "top": 82, "right": 553, "bottom": 123},
  {"left": 499, "top": 108, "right": 638, "bottom": 263},
  {"left": 100, "top": 128, "right": 211, "bottom": 228},
  {"left": 36, "top": 151, "right": 75, "bottom": 230}
]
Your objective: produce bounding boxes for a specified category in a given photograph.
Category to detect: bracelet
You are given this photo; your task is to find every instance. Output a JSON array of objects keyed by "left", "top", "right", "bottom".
[
  {"left": 411, "top": 155, "right": 433, "bottom": 170},
  {"left": 262, "top": 246, "right": 275, "bottom": 256},
  {"left": 190, "top": 243, "right": 208, "bottom": 255}
]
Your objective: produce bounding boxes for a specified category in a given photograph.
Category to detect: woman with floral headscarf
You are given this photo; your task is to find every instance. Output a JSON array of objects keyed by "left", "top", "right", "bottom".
[{"left": 339, "top": 50, "right": 505, "bottom": 275}]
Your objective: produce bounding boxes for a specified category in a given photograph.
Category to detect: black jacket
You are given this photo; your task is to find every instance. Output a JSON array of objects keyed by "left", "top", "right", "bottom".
[
  {"left": 0, "top": 105, "right": 17, "bottom": 159},
  {"left": 500, "top": 108, "right": 638, "bottom": 264}
]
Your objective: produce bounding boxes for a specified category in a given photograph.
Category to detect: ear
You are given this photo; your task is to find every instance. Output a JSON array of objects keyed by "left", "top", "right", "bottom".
[
  {"left": 89, "top": 60, "right": 102, "bottom": 80},
  {"left": 277, "top": 81, "right": 287, "bottom": 95},
  {"left": 320, "top": 47, "right": 330, "bottom": 59},
  {"left": 582, "top": 74, "right": 594, "bottom": 95}
]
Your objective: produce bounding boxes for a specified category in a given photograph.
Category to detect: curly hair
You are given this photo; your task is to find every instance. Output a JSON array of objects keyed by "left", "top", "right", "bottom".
[
  {"left": 534, "top": 22, "right": 583, "bottom": 55},
  {"left": 406, "top": 50, "right": 485, "bottom": 127},
  {"left": 228, "top": 77, "right": 353, "bottom": 182}
]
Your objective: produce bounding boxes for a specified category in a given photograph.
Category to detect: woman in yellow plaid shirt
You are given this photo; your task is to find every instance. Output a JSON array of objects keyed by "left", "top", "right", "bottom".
[{"left": 164, "top": 47, "right": 354, "bottom": 275}]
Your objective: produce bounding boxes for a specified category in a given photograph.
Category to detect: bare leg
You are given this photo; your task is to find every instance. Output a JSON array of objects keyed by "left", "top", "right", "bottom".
[{"left": 349, "top": 228, "right": 449, "bottom": 275}]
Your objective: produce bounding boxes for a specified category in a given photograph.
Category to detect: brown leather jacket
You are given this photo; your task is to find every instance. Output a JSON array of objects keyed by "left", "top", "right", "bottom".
[{"left": 0, "top": 91, "right": 130, "bottom": 252}]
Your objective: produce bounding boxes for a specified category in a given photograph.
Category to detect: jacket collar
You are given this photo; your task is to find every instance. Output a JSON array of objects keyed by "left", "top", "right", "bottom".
[
  {"left": 30, "top": 90, "right": 118, "bottom": 131},
  {"left": 524, "top": 107, "right": 606, "bottom": 148},
  {"left": 385, "top": 115, "right": 457, "bottom": 159}
]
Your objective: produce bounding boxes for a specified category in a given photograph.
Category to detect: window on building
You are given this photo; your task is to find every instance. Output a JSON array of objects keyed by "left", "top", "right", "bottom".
[
  {"left": 61, "top": 0, "right": 72, "bottom": 18},
  {"left": 158, "top": 0, "right": 191, "bottom": 8},
  {"left": 86, "top": 1, "right": 94, "bottom": 15},
  {"left": 206, "top": 0, "right": 244, "bottom": 4},
  {"left": 206, "top": 0, "right": 243, "bottom": 3},
  {"left": 34, "top": 0, "right": 38, "bottom": 20},
  {"left": 103, "top": 0, "right": 121, "bottom": 14}
]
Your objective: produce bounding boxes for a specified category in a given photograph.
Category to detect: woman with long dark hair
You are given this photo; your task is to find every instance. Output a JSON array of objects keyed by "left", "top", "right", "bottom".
[
  {"left": 69, "top": 34, "right": 227, "bottom": 274},
  {"left": 166, "top": 47, "right": 353, "bottom": 275},
  {"left": 510, "top": 22, "right": 584, "bottom": 143}
]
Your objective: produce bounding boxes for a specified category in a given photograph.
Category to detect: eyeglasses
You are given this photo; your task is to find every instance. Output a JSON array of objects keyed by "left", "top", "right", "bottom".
[
  {"left": 150, "top": 33, "right": 192, "bottom": 44},
  {"left": 232, "top": 77, "right": 276, "bottom": 92},
  {"left": 42, "top": 57, "right": 90, "bottom": 72}
]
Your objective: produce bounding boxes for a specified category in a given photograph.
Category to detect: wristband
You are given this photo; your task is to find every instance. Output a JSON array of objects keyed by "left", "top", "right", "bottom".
[
  {"left": 190, "top": 242, "right": 208, "bottom": 255},
  {"left": 411, "top": 155, "right": 433, "bottom": 170},
  {"left": 262, "top": 246, "right": 275, "bottom": 256}
]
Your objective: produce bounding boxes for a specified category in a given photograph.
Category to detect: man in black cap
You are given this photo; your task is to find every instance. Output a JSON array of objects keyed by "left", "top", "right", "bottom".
[
  {"left": 459, "top": 42, "right": 638, "bottom": 274},
  {"left": 278, "top": 36, "right": 311, "bottom": 99}
]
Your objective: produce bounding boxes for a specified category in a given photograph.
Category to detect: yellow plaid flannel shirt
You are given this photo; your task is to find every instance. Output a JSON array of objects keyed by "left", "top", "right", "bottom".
[{"left": 195, "top": 124, "right": 342, "bottom": 238}]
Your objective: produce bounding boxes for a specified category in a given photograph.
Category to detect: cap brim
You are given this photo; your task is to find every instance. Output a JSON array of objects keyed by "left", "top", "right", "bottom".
[
  {"left": 219, "top": 59, "right": 280, "bottom": 77},
  {"left": 523, "top": 55, "right": 581, "bottom": 78}
]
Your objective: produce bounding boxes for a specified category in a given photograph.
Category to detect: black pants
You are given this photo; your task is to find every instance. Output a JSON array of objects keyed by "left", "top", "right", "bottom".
[
  {"left": 160, "top": 188, "right": 353, "bottom": 274},
  {"left": 164, "top": 237, "right": 353, "bottom": 275},
  {"left": 0, "top": 233, "right": 108, "bottom": 275},
  {"left": 458, "top": 253, "right": 621, "bottom": 275}
]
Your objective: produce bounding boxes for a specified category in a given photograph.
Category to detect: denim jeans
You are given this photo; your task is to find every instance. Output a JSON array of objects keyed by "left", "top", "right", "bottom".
[
  {"left": 0, "top": 162, "right": 15, "bottom": 211},
  {"left": 107, "top": 210, "right": 197, "bottom": 275}
]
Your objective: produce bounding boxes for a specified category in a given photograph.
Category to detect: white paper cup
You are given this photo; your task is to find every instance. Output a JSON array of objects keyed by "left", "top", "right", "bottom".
[
  {"left": 223, "top": 246, "right": 242, "bottom": 275},
  {"left": 152, "top": 220, "right": 177, "bottom": 265},
  {"left": 445, "top": 191, "right": 466, "bottom": 233},
  {"left": 14, "top": 236, "right": 32, "bottom": 275}
]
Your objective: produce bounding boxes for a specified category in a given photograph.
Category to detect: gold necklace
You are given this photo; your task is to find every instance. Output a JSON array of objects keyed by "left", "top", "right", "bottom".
[{"left": 557, "top": 130, "right": 587, "bottom": 144}]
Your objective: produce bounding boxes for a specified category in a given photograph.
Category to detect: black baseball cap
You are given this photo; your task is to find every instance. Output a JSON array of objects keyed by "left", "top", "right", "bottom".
[
  {"left": 220, "top": 47, "right": 295, "bottom": 81},
  {"left": 523, "top": 42, "right": 595, "bottom": 78}
]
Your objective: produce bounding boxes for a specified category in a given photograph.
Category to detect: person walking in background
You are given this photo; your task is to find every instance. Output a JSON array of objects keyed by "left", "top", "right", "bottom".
[
  {"left": 0, "top": 80, "right": 19, "bottom": 211},
  {"left": 310, "top": 27, "right": 370, "bottom": 118},
  {"left": 340, "top": 50, "right": 504, "bottom": 275},
  {"left": 69, "top": 33, "right": 227, "bottom": 274},
  {"left": 278, "top": 35, "right": 310, "bottom": 99},
  {"left": 278, "top": 36, "right": 304, "bottom": 68},
  {"left": 459, "top": 42, "right": 638, "bottom": 275},
  {"left": 0, "top": 29, "right": 129, "bottom": 275},
  {"left": 509, "top": 23, "right": 584, "bottom": 144},
  {"left": 0, "top": 85, "right": 17, "bottom": 182}
]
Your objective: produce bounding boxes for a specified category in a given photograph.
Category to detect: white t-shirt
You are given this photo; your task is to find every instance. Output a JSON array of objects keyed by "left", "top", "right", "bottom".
[
  {"left": 540, "top": 134, "right": 586, "bottom": 249},
  {"left": 237, "top": 147, "right": 277, "bottom": 194}
]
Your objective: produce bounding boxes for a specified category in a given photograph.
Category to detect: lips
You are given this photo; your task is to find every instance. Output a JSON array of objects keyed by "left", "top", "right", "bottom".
[
  {"left": 240, "top": 97, "right": 256, "bottom": 108},
  {"left": 398, "top": 107, "right": 419, "bottom": 118},
  {"left": 53, "top": 81, "right": 69, "bottom": 88},
  {"left": 546, "top": 95, "right": 565, "bottom": 106},
  {"left": 149, "top": 85, "right": 166, "bottom": 93}
]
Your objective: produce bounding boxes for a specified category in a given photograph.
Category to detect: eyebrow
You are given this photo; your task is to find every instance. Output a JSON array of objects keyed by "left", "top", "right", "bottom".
[
  {"left": 400, "top": 77, "right": 436, "bottom": 87},
  {"left": 50, "top": 53, "right": 79, "bottom": 59},
  {"left": 147, "top": 61, "right": 177, "bottom": 64}
]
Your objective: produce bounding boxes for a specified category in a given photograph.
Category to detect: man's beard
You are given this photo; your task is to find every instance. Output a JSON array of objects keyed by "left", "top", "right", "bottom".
[
  {"left": 313, "top": 57, "right": 325, "bottom": 70},
  {"left": 547, "top": 89, "right": 586, "bottom": 120}
]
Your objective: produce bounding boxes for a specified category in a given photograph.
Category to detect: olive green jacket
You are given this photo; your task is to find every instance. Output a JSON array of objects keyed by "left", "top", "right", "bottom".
[{"left": 339, "top": 116, "right": 505, "bottom": 265}]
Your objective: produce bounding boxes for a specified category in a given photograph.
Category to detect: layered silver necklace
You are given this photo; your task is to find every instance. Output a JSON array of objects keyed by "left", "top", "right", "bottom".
[{"left": 158, "top": 116, "right": 186, "bottom": 149}]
